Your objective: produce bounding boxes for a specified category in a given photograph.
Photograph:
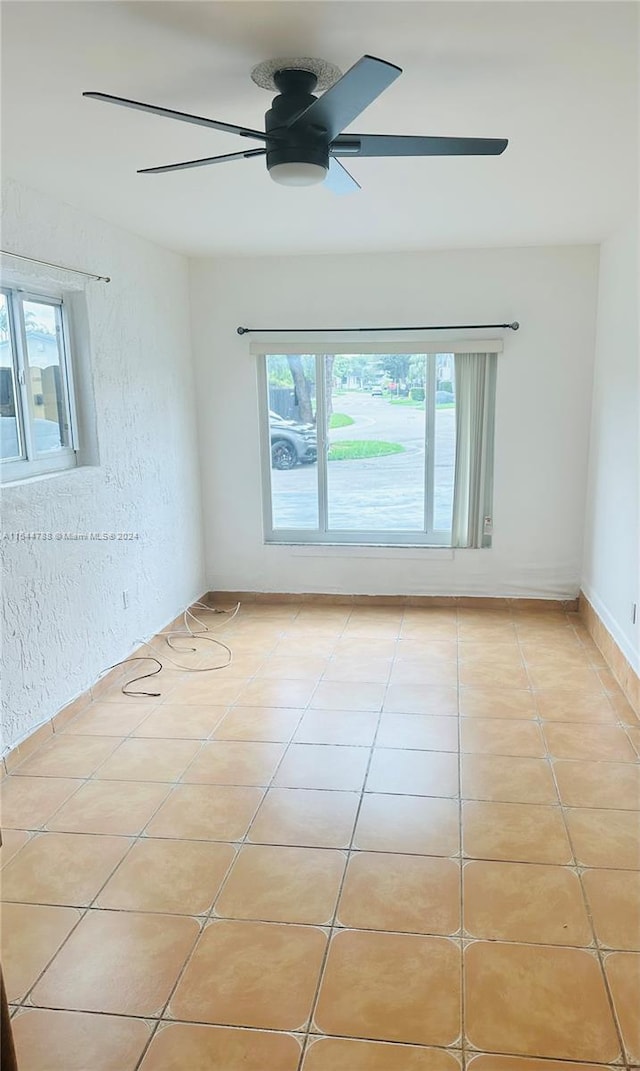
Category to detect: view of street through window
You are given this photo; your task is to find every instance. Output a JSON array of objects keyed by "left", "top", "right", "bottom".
[{"left": 267, "top": 354, "right": 456, "bottom": 535}]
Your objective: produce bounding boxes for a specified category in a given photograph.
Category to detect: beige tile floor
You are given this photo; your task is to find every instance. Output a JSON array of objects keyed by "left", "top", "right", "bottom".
[{"left": 2, "top": 602, "right": 640, "bottom": 1070}]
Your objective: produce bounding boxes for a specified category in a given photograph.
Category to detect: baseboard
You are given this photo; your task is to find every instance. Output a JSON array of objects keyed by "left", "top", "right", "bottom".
[
  {"left": 206, "top": 590, "right": 579, "bottom": 612},
  {"left": 579, "top": 590, "right": 640, "bottom": 715}
]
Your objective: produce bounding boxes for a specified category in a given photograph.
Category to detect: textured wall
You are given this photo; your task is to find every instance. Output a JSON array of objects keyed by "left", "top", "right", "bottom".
[
  {"left": 190, "top": 245, "right": 599, "bottom": 599},
  {"left": 1, "top": 179, "right": 205, "bottom": 749}
]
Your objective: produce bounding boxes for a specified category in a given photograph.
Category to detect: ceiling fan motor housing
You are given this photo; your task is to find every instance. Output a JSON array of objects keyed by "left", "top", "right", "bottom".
[{"left": 265, "top": 69, "right": 329, "bottom": 174}]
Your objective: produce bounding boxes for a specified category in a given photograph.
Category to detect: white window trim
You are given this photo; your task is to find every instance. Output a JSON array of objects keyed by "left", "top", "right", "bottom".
[
  {"left": 257, "top": 344, "right": 468, "bottom": 548},
  {"left": 1, "top": 286, "right": 78, "bottom": 483}
]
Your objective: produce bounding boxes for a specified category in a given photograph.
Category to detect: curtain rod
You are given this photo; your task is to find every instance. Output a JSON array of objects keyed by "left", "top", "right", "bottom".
[
  {"left": 237, "top": 321, "right": 519, "bottom": 335},
  {"left": 0, "top": 249, "right": 111, "bottom": 283}
]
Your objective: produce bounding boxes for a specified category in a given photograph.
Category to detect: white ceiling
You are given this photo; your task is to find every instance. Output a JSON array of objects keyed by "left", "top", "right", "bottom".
[{"left": 1, "top": 1, "right": 637, "bottom": 257}]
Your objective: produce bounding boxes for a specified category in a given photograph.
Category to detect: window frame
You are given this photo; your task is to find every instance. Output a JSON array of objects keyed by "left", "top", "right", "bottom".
[
  {"left": 257, "top": 346, "right": 457, "bottom": 548},
  {"left": 1, "top": 286, "right": 78, "bottom": 483}
]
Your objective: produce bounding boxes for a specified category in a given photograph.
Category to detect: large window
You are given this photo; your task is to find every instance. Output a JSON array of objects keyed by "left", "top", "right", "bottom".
[
  {"left": 258, "top": 350, "right": 460, "bottom": 546},
  {"left": 1, "top": 288, "right": 77, "bottom": 482}
]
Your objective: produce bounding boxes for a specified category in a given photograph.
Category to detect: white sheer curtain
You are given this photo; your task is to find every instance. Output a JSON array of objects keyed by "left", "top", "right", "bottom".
[{"left": 451, "top": 352, "right": 497, "bottom": 548}]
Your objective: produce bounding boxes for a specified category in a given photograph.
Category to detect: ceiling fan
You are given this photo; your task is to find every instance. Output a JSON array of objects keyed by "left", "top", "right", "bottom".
[{"left": 83, "top": 54, "right": 508, "bottom": 193}]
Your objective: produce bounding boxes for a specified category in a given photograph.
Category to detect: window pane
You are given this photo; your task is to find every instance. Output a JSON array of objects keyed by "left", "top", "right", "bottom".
[
  {"left": 326, "top": 354, "right": 426, "bottom": 531},
  {"left": 0, "top": 293, "right": 22, "bottom": 460},
  {"left": 267, "top": 354, "right": 318, "bottom": 529},
  {"left": 434, "top": 353, "right": 456, "bottom": 531},
  {"left": 23, "top": 300, "right": 69, "bottom": 453}
]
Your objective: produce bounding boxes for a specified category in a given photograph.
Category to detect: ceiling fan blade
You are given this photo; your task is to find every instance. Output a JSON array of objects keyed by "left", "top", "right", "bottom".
[
  {"left": 138, "top": 148, "right": 266, "bottom": 175},
  {"left": 286, "top": 55, "right": 401, "bottom": 142},
  {"left": 83, "top": 91, "right": 267, "bottom": 142},
  {"left": 326, "top": 158, "right": 362, "bottom": 194},
  {"left": 332, "top": 134, "right": 509, "bottom": 157},
  {"left": 324, "top": 157, "right": 361, "bottom": 195}
]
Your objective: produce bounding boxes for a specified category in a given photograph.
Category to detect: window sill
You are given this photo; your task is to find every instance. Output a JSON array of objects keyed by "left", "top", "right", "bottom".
[{"left": 1, "top": 461, "right": 89, "bottom": 488}]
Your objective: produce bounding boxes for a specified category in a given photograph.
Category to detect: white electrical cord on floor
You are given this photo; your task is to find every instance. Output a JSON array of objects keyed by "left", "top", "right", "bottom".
[
  {"left": 0, "top": 602, "right": 242, "bottom": 759},
  {"left": 101, "top": 600, "right": 241, "bottom": 698}
]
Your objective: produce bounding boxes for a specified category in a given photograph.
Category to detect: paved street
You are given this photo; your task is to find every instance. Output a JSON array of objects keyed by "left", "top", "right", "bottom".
[{"left": 271, "top": 391, "right": 455, "bottom": 533}]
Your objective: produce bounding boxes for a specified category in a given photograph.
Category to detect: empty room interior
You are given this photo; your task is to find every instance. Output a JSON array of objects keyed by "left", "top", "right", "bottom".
[{"left": 1, "top": 2, "right": 639, "bottom": 1069}]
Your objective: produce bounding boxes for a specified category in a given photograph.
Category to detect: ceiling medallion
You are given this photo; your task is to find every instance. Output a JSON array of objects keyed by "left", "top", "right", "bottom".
[{"left": 250, "top": 57, "right": 342, "bottom": 92}]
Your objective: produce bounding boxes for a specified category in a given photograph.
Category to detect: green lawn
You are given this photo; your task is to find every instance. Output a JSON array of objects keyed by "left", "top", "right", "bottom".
[
  {"left": 329, "top": 412, "right": 355, "bottom": 428},
  {"left": 328, "top": 440, "right": 405, "bottom": 461},
  {"left": 388, "top": 398, "right": 455, "bottom": 410}
]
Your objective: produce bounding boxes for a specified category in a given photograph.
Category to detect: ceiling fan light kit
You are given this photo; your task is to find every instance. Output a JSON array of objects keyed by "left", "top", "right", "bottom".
[
  {"left": 269, "top": 161, "right": 327, "bottom": 186},
  {"left": 83, "top": 54, "right": 508, "bottom": 193}
]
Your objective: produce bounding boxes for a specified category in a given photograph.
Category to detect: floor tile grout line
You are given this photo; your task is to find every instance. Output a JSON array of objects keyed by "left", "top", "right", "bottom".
[
  {"left": 513, "top": 620, "right": 562, "bottom": 817},
  {"left": 10, "top": 904, "right": 89, "bottom": 1012},
  {"left": 293, "top": 608, "right": 463, "bottom": 1058},
  {"left": 10, "top": 732, "right": 640, "bottom": 768},
  {"left": 9, "top": 768, "right": 98, "bottom": 835},
  {"left": 4, "top": 888, "right": 639, "bottom": 950},
  {"left": 12, "top": 1006, "right": 313, "bottom": 1070},
  {"left": 577, "top": 871, "right": 635, "bottom": 1069},
  {"left": 455, "top": 609, "right": 468, "bottom": 1071},
  {"left": 23, "top": 695, "right": 638, "bottom": 736},
  {"left": 121, "top": 611, "right": 325, "bottom": 1067},
  {"left": 130, "top": 916, "right": 206, "bottom": 1071},
  {"left": 10, "top": 743, "right": 640, "bottom": 787},
  {"left": 562, "top": 849, "right": 630, "bottom": 1067},
  {"left": 203, "top": 713, "right": 309, "bottom": 922},
  {"left": 10, "top": 676, "right": 256, "bottom": 1010},
  {"left": 13, "top": 830, "right": 638, "bottom": 867},
  {"left": 300, "top": 633, "right": 390, "bottom": 1066},
  {"left": 483, "top": 609, "right": 627, "bottom": 1066},
  {"left": 124, "top": 606, "right": 302, "bottom": 1068},
  {"left": 13, "top": 986, "right": 636, "bottom": 1063},
  {"left": 14, "top": 760, "right": 200, "bottom": 1014},
  {"left": 620, "top": 720, "right": 640, "bottom": 759},
  {"left": 71, "top": 699, "right": 164, "bottom": 739},
  {"left": 542, "top": 680, "right": 630, "bottom": 1068},
  {"left": 82, "top": 781, "right": 244, "bottom": 915},
  {"left": 521, "top": 610, "right": 635, "bottom": 1071},
  {"left": 7, "top": 774, "right": 640, "bottom": 810},
  {"left": 11, "top": 710, "right": 198, "bottom": 782},
  {"left": 134, "top": 604, "right": 360, "bottom": 1071}
]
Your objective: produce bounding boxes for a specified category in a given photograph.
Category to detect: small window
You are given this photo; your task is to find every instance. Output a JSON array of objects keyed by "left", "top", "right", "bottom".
[{"left": 1, "top": 288, "right": 78, "bottom": 482}]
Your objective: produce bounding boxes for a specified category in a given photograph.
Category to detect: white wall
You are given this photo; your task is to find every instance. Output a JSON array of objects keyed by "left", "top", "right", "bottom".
[
  {"left": 582, "top": 217, "right": 639, "bottom": 670},
  {"left": 190, "top": 245, "right": 599, "bottom": 600},
  {"left": 1, "top": 179, "right": 205, "bottom": 749}
]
